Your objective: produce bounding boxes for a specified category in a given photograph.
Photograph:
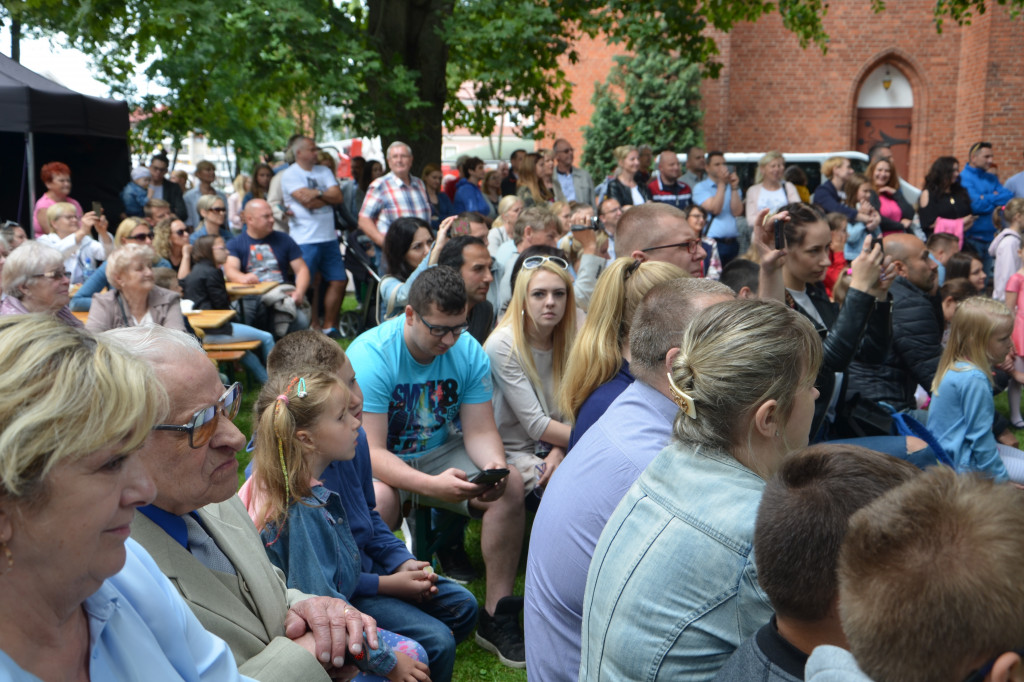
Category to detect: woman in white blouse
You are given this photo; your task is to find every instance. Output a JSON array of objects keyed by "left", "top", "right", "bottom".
[{"left": 745, "top": 151, "right": 801, "bottom": 228}]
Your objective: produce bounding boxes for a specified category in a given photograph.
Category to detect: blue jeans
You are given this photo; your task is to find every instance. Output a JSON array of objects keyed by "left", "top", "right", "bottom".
[
  {"left": 351, "top": 577, "right": 478, "bottom": 682},
  {"left": 203, "top": 322, "right": 274, "bottom": 384}
]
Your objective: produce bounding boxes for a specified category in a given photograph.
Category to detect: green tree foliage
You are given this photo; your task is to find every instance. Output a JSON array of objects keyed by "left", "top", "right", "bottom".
[
  {"left": 1, "top": 0, "right": 1021, "bottom": 169},
  {"left": 581, "top": 53, "right": 703, "bottom": 181}
]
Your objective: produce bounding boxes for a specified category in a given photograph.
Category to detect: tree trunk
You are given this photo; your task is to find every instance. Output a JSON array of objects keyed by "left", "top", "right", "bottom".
[
  {"left": 10, "top": 19, "right": 21, "bottom": 63},
  {"left": 366, "top": 0, "right": 453, "bottom": 175}
]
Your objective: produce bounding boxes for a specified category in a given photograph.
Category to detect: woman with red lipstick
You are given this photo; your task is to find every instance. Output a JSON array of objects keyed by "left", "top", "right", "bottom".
[
  {"left": 484, "top": 253, "right": 577, "bottom": 496},
  {"left": 0, "top": 315, "right": 249, "bottom": 680},
  {"left": 781, "top": 202, "right": 896, "bottom": 441}
]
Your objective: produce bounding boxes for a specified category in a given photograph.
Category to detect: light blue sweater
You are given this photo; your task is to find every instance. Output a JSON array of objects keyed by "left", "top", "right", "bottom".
[{"left": 928, "top": 361, "right": 1008, "bottom": 482}]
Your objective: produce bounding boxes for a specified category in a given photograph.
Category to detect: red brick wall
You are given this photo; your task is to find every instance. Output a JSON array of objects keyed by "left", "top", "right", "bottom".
[{"left": 543, "top": 2, "right": 1024, "bottom": 187}]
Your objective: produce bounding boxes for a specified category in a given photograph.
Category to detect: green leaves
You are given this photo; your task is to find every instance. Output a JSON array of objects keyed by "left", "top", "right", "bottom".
[{"left": 581, "top": 52, "right": 703, "bottom": 181}]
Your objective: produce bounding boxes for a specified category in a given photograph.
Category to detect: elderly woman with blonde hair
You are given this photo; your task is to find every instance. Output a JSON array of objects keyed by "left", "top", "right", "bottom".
[
  {"left": 70, "top": 217, "right": 174, "bottom": 312},
  {"left": 0, "top": 241, "right": 83, "bottom": 327},
  {"left": 0, "top": 315, "right": 250, "bottom": 680},
  {"left": 744, "top": 151, "right": 801, "bottom": 228},
  {"left": 489, "top": 195, "right": 525, "bottom": 257},
  {"left": 86, "top": 244, "right": 186, "bottom": 332}
]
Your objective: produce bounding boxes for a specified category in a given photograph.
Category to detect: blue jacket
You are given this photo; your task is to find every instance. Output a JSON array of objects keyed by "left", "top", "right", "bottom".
[
  {"left": 245, "top": 429, "right": 415, "bottom": 597},
  {"left": 960, "top": 164, "right": 1015, "bottom": 243},
  {"left": 453, "top": 178, "right": 490, "bottom": 215},
  {"left": 121, "top": 182, "right": 149, "bottom": 217},
  {"left": 261, "top": 484, "right": 398, "bottom": 676}
]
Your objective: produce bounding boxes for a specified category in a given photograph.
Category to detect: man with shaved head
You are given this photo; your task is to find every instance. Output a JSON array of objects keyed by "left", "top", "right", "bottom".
[
  {"left": 848, "top": 233, "right": 941, "bottom": 412},
  {"left": 616, "top": 202, "right": 707, "bottom": 278},
  {"left": 648, "top": 150, "right": 692, "bottom": 210}
]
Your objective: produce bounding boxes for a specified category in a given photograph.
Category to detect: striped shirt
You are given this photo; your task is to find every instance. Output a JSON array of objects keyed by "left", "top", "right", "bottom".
[{"left": 359, "top": 172, "right": 431, "bottom": 235}]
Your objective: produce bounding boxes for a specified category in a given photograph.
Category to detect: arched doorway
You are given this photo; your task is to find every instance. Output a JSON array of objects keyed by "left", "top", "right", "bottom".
[{"left": 855, "top": 63, "right": 913, "bottom": 179}]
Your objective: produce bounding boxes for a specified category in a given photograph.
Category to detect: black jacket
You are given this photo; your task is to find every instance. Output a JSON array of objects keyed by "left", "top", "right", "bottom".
[
  {"left": 605, "top": 177, "right": 652, "bottom": 207},
  {"left": 158, "top": 181, "right": 188, "bottom": 222},
  {"left": 182, "top": 260, "right": 233, "bottom": 335},
  {"left": 847, "top": 276, "right": 943, "bottom": 412},
  {"left": 787, "top": 283, "right": 892, "bottom": 440}
]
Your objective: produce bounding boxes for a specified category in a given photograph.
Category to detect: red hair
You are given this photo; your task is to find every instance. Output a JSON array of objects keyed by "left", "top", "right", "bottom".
[{"left": 40, "top": 162, "right": 71, "bottom": 183}]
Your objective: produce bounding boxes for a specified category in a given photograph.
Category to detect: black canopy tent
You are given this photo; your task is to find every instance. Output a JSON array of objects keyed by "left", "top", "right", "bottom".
[{"left": 0, "top": 53, "right": 131, "bottom": 229}]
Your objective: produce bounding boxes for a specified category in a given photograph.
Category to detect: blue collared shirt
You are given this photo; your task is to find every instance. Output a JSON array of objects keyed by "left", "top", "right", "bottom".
[
  {"left": 693, "top": 178, "right": 742, "bottom": 239},
  {"left": 525, "top": 380, "right": 677, "bottom": 682},
  {"left": 0, "top": 539, "right": 253, "bottom": 681},
  {"left": 138, "top": 504, "right": 190, "bottom": 549}
]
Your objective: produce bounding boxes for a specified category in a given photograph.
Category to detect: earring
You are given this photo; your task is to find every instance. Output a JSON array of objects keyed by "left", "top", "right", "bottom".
[{"left": 0, "top": 541, "right": 12, "bottom": 575}]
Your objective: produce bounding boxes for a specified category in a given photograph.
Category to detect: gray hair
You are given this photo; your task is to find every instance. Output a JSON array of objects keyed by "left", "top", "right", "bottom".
[
  {"left": 386, "top": 141, "right": 412, "bottom": 158},
  {"left": 106, "top": 244, "right": 156, "bottom": 287},
  {"left": 286, "top": 135, "right": 311, "bottom": 160},
  {"left": 2, "top": 241, "right": 64, "bottom": 299},
  {"left": 102, "top": 324, "right": 203, "bottom": 370},
  {"left": 629, "top": 278, "right": 735, "bottom": 380},
  {"left": 669, "top": 299, "right": 822, "bottom": 462}
]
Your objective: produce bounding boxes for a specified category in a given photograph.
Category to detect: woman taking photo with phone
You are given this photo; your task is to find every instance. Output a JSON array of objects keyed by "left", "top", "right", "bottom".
[{"left": 485, "top": 254, "right": 576, "bottom": 494}]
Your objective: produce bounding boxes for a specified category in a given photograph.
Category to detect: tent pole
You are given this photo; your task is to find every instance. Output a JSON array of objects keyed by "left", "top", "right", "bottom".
[{"left": 25, "top": 132, "right": 36, "bottom": 229}]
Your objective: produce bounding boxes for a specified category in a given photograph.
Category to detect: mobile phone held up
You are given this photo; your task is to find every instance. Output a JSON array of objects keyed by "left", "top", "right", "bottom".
[{"left": 470, "top": 468, "right": 510, "bottom": 486}]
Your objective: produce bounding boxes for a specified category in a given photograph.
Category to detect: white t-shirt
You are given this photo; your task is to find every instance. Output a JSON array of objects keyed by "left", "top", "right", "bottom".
[
  {"left": 756, "top": 186, "right": 788, "bottom": 214},
  {"left": 280, "top": 164, "right": 339, "bottom": 245},
  {"left": 630, "top": 185, "right": 646, "bottom": 206}
]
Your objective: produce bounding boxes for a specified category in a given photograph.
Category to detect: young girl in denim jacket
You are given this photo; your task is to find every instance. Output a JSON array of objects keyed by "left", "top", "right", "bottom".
[
  {"left": 241, "top": 372, "right": 431, "bottom": 682},
  {"left": 929, "top": 297, "right": 1014, "bottom": 481}
]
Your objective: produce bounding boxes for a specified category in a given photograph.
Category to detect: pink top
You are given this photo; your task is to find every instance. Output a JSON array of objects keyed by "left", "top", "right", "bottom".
[
  {"left": 877, "top": 194, "right": 902, "bottom": 224},
  {"left": 33, "top": 194, "right": 83, "bottom": 237}
]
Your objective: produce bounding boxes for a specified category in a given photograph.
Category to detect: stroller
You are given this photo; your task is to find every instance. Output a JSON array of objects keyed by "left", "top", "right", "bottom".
[{"left": 337, "top": 211, "right": 382, "bottom": 339}]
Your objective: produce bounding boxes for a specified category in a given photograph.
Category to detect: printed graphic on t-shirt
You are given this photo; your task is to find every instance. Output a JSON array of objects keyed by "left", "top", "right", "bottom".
[
  {"left": 248, "top": 243, "right": 283, "bottom": 283},
  {"left": 388, "top": 379, "right": 462, "bottom": 454}
]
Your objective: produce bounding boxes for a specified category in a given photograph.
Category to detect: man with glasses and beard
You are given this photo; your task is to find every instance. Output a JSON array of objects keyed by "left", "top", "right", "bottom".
[{"left": 347, "top": 265, "right": 529, "bottom": 669}]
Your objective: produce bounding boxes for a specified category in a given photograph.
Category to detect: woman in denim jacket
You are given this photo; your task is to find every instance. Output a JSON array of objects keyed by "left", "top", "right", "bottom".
[{"left": 580, "top": 299, "right": 823, "bottom": 682}]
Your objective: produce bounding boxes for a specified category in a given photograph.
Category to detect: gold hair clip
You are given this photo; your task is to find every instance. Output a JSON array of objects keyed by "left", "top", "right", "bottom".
[{"left": 666, "top": 373, "right": 697, "bottom": 420}]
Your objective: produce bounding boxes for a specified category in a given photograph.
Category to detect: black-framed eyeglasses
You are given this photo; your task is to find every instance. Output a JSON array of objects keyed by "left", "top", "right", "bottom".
[
  {"left": 30, "top": 268, "right": 69, "bottom": 281},
  {"left": 642, "top": 240, "right": 702, "bottom": 255},
  {"left": 522, "top": 255, "right": 569, "bottom": 270},
  {"left": 416, "top": 314, "right": 470, "bottom": 338},
  {"left": 125, "top": 231, "right": 155, "bottom": 242},
  {"left": 153, "top": 382, "right": 242, "bottom": 448}
]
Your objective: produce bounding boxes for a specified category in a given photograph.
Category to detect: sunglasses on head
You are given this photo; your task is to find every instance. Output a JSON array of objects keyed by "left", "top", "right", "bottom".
[
  {"left": 153, "top": 382, "right": 242, "bottom": 448},
  {"left": 522, "top": 255, "right": 569, "bottom": 271}
]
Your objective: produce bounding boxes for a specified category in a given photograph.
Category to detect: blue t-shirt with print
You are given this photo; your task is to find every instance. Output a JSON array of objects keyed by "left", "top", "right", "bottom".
[
  {"left": 225, "top": 231, "right": 303, "bottom": 285},
  {"left": 347, "top": 316, "right": 492, "bottom": 456}
]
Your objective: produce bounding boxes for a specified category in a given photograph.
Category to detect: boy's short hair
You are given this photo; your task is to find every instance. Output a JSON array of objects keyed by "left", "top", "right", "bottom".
[
  {"left": 266, "top": 330, "right": 345, "bottom": 378},
  {"left": 408, "top": 265, "right": 466, "bottom": 316},
  {"left": 755, "top": 444, "right": 918, "bottom": 622},
  {"left": 719, "top": 258, "right": 760, "bottom": 296},
  {"left": 839, "top": 467, "right": 1024, "bottom": 682},
  {"left": 825, "top": 212, "right": 848, "bottom": 232},
  {"left": 926, "top": 231, "right": 960, "bottom": 252},
  {"left": 151, "top": 267, "right": 179, "bottom": 290}
]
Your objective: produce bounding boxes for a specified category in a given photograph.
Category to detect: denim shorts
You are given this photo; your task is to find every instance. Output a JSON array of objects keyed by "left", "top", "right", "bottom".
[{"left": 299, "top": 240, "right": 347, "bottom": 282}]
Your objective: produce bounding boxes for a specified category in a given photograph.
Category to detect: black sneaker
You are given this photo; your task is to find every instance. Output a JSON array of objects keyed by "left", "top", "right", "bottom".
[
  {"left": 475, "top": 596, "right": 526, "bottom": 668},
  {"left": 435, "top": 544, "right": 479, "bottom": 584}
]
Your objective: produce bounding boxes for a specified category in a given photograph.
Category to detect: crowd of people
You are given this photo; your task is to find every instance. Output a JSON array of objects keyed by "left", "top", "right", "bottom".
[{"left": 5, "top": 136, "right": 1024, "bottom": 682}]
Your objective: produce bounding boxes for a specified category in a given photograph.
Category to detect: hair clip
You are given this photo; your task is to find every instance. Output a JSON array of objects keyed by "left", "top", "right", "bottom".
[
  {"left": 296, "top": 378, "right": 307, "bottom": 399},
  {"left": 666, "top": 373, "right": 697, "bottom": 420}
]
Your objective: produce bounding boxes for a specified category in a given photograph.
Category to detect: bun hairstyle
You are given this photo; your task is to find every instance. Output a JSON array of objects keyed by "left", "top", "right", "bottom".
[{"left": 667, "top": 299, "right": 822, "bottom": 467}]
